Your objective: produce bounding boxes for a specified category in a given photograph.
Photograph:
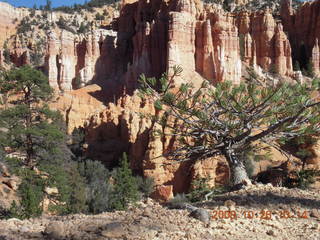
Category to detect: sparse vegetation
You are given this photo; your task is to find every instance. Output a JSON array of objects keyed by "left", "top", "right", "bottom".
[
  {"left": 292, "top": 169, "right": 320, "bottom": 189},
  {"left": 95, "top": 12, "right": 105, "bottom": 21},
  {"left": 56, "top": 16, "right": 76, "bottom": 34},
  {"left": 78, "top": 22, "right": 91, "bottom": 34},
  {"left": 168, "top": 193, "right": 189, "bottom": 208},
  {"left": 293, "top": 60, "right": 301, "bottom": 71},
  {"left": 3, "top": 41, "right": 11, "bottom": 64},
  {"left": 53, "top": 0, "right": 120, "bottom": 14},
  {"left": 17, "top": 17, "right": 32, "bottom": 34}
]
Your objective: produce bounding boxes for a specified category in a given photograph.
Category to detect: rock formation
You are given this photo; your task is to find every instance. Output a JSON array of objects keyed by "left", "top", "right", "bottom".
[
  {"left": 312, "top": 39, "right": 320, "bottom": 76},
  {"left": 45, "top": 29, "right": 116, "bottom": 91},
  {"left": 83, "top": 92, "right": 229, "bottom": 200},
  {"left": 0, "top": 2, "right": 28, "bottom": 46},
  {"left": 1, "top": 0, "right": 298, "bottom": 90},
  {"left": 281, "top": 0, "right": 320, "bottom": 71},
  {"left": 237, "top": 8, "right": 293, "bottom": 75},
  {"left": 0, "top": 162, "right": 20, "bottom": 210}
]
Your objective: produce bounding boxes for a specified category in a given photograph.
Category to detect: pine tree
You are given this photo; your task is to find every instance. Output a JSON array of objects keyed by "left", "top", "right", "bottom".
[
  {"left": 0, "top": 65, "right": 62, "bottom": 167},
  {"left": 44, "top": 0, "right": 52, "bottom": 11},
  {"left": 138, "top": 66, "right": 320, "bottom": 187},
  {"left": 0, "top": 66, "right": 87, "bottom": 218},
  {"left": 110, "top": 153, "right": 139, "bottom": 210}
]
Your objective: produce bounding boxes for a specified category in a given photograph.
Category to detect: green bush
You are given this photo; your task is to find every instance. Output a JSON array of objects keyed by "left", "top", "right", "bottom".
[
  {"left": 78, "top": 22, "right": 90, "bottom": 34},
  {"left": 0, "top": 205, "right": 10, "bottom": 219},
  {"left": 17, "top": 17, "right": 32, "bottom": 34},
  {"left": 3, "top": 42, "right": 11, "bottom": 64},
  {"left": 187, "top": 178, "right": 212, "bottom": 202},
  {"left": 109, "top": 153, "right": 139, "bottom": 210},
  {"left": 16, "top": 168, "right": 46, "bottom": 219},
  {"left": 56, "top": 16, "right": 76, "bottom": 33},
  {"left": 95, "top": 12, "right": 105, "bottom": 21},
  {"left": 168, "top": 193, "right": 189, "bottom": 209},
  {"left": 291, "top": 169, "right": 320, "bottom": 189},
  {"left": 65, "top": 162, "right": 87, "bottom": 214},
  {"left": 293, "top": 61, "right": 301, "bottom": 71},
  {"left": 78, "top": 159, "right": 113, "bottom": 214},
  {"left": 136, "top": 176, "right": 155, "bottom": 197}
]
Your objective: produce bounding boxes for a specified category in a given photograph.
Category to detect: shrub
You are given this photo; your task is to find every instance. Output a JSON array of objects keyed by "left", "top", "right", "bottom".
[
  {"left": 56, "top": 16, "right": 76, "bottom": 33},
  {"left": 78, "top": 22, "right": 90, "bottom": 34},
  {"left": 269, "top": 64, "right": 278, "bottom": 75},
  {"left": 291, "top": 169, "right": 320, "bottom": 189},
  {"left": 66, "top": 162, "right": 87, "bottom": 214},
  {"left": 187, "top": 178, "right": 212, "bottom": 202},
  {"left": 69, "top": 127, "right": 86, "bottom": 159},
  {"left": 293, "top": 61, "right": 301, "bottom": 71},
  {"left": 0, "top": 205, "right": 10, "bottom": 219},
  {"left": 136, "top": 176, "right": 155, "bottom": 197},
  {"left": 306, "top": 60, "right": 315, "bottom": 78},
  {"left": 17, "top": 168, "right": 46, "bottom": 219},
  {"left": 3, "top": 42, "right": 11, "bottom": 64},
  {"left": 168, "top": 193, "right": 189, "bottom": 209},
  {"left": 17, "top": 17, "right": 32, "bottom": 34},
  {"left": 109, "top": 153, "right": 139, "bottom": 210},
  {"left": 29, "top": 8, "right": 36, "bottom": 18},
  {"left": 78, "top": 159, "right": 113, "bottom": 214},
  {"left": 95, "top": 12, "right": 105, "bottom": 21}
]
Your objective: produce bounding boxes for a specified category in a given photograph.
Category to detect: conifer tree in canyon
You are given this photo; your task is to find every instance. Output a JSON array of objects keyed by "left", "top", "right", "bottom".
[{"left": 139, "top": 66, "right": 320, "bottom": 187}]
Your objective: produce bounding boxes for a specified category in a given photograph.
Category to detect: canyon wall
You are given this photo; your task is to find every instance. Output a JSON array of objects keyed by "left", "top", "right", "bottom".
[
  {"left": 281, "top": 0, "right": 320, "bottom": 75},
  {"left": 44, "top": 0, "right": 296, "bottom": 92},
  {"left": 0, "top": 2, "right": 29, "bottom": 46},
  {"left": 1, "top": 0, "right": 299, "bottom": 91}
]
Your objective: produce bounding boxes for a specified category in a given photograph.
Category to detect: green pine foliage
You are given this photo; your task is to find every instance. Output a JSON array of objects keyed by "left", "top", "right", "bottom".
[
  {"left": 136, "top": 176, "right": 155, "bottom": 198},
  {"left": 17, "top": 169, "right": 45, "bottom": 218},
  {"left": 138, "top": 66, "right": 320, "bottom": 186},
  {"left": 65, "top": 162, "right": 87, "bottom": 214},
  {"left": 110, "top": 153, "right": 139, "bottom": 210},
  {"left": 0, "top": 66, "right": 88, "bottom": 218},
  {"left": 187, "top": 178, "right": 212, "bottom": 202},
  {"left": 293, "top": 169, "right": 320, "bottom": 189},
  {"left": 0, "top": 65, "right": 59, "bottom": 167},
  {"left": 3, "top": 41, "right": 11, "bottom": 64}
]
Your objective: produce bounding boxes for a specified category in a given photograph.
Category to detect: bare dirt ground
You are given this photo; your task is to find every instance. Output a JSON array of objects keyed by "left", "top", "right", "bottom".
[{"left": 0, "top": 184, "right": 319, "bottom": 240}]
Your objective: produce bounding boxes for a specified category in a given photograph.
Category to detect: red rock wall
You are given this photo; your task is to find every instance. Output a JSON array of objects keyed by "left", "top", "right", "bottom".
[
  {"left": 281, "top": 0, "right": 320, "bottom": 72},
  {"left": 237, "top": 9, "right": 293, "bottom": 75}
]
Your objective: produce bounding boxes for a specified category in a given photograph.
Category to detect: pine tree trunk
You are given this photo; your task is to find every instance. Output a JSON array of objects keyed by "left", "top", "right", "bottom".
[{"left": 223, "top": 149, "right": 250, "bottom": 186}]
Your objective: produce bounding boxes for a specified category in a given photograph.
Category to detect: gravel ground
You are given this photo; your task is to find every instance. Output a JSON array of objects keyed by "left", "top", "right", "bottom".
[{"left": 0, "top": 184, "right": 319, "bottom": 240}]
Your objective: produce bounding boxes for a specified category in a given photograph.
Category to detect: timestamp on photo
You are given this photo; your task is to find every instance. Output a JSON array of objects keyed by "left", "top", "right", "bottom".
[{"left": 211, "top": 209, "right": 309, "bottom": 220}]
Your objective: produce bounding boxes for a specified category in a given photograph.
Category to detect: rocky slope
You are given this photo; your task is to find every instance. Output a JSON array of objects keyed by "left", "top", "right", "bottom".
[
  {"left": 0, "top": 185, "right": 319, "bottom": 240},
  {"left": 0, "top": 0, "right": 320, "bottom": 199}
]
